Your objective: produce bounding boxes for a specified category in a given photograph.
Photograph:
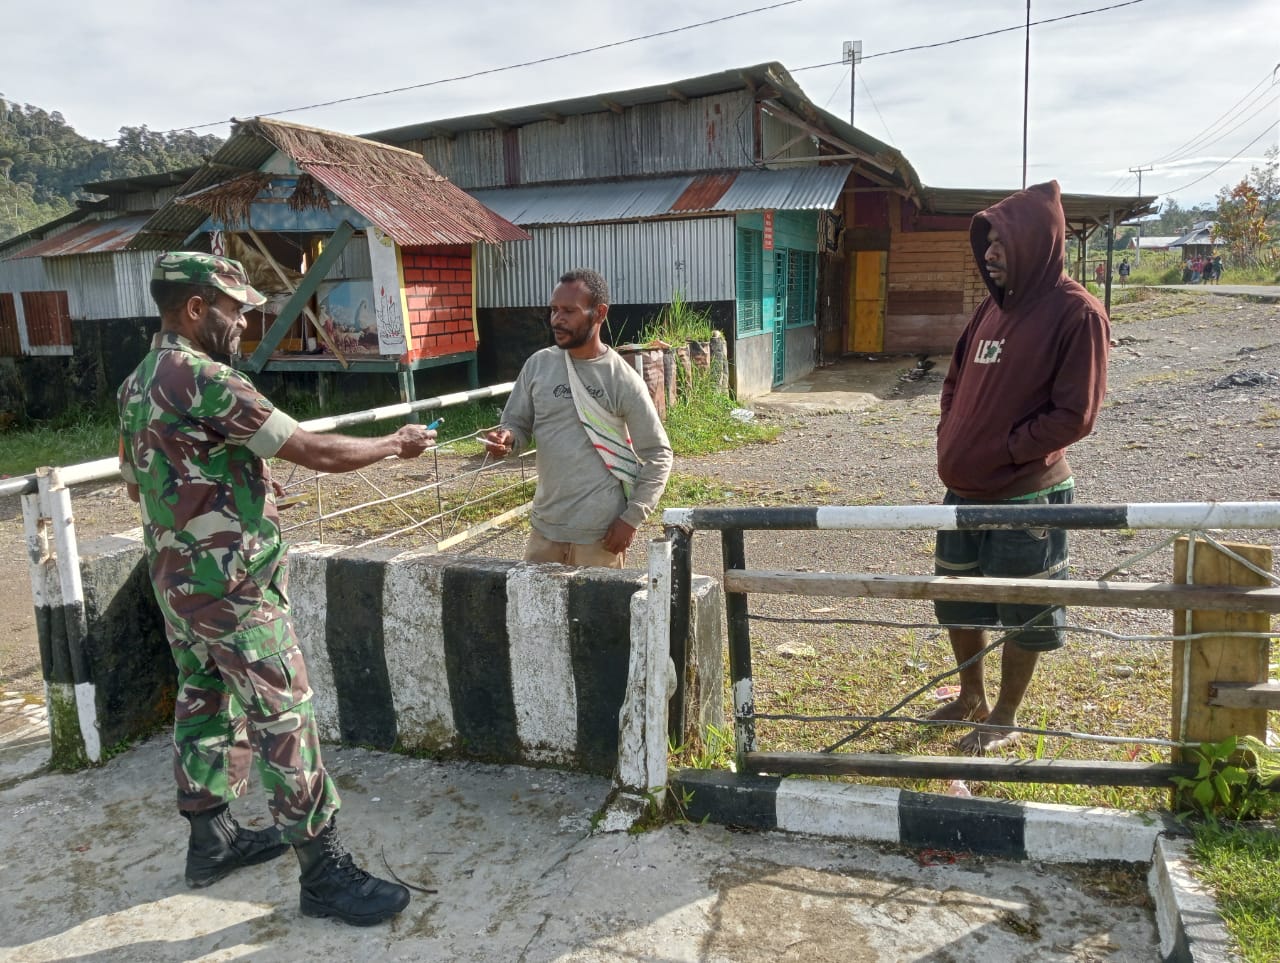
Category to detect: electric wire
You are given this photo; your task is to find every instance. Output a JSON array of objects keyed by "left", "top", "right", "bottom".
[
  {"left": 1161, "top": 120, "right": 1280, "bottom": 196},
  {"left": 791, "top": 0, "right": 1150, "bottom": 72}
]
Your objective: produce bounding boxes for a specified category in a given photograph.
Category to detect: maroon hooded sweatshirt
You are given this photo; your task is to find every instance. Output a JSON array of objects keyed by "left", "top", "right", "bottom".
[{"left": 936, "top": 180, "right": 1109, "bottom": 500}]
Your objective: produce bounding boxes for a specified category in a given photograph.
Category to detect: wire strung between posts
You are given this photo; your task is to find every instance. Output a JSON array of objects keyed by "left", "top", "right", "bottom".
[
  {"left": 1197, "top": 530, "right": 1280, "bottom": 586},
  {"left": 822, "top": 608, "right": 1058, "bottom": 753},
  {"left": 1097, "top": 530, "right": 1184, "bottom": 580},
  {"left": 747, "top": 613, "right": 1277, "bottom": 646},
  {"left": 277, "top": 426, "right": 536, "bottom": 549},
  {"left": 752, "top": 713, "right": 1187, "bottom": 750}
]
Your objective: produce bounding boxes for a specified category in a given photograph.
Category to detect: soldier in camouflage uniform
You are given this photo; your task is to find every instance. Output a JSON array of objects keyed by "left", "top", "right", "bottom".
[{"left": 118, "top": 252, "right": 435, "bottom": 926}]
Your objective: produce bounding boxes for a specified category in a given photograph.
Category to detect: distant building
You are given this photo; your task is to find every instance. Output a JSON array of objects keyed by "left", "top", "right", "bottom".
[
  {"left": 1169, "top": 220, "right": 1219, "bottom": 259},
  {"left": 1129, "top": 236, "right": 1179, "bottom": 251},
  {"left": 371, "top": 62, "right": 1155, "bottom": 397},
  {"left": 0, "top": 168, "right": 198, "bottom": 416}
]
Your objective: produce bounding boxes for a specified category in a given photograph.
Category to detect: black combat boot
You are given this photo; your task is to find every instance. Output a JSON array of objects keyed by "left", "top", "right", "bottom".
[
  {"left": 182, "top": 804, "right": 289, "bottom": 888},
  {"left": 294, "top": 820, "right": 411, "bottom": 926}
]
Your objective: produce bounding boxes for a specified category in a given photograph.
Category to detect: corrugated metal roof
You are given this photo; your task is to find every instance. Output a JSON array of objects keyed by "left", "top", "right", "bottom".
[
  {"left": 711, "top": 165, "right": 851, "bottom": 213},
  {"left": 83, "top": 167, "right": 202, "bottom": 195},
  {"left": 921, "top": 186, "right": 1159, "bottom": 224},
  {"left": 469, "top": 166, "right": 851, "bottom": 226},
  {"left": 305, "top": 163, "right": 530, "bottom": 246},
  {"left": 365, "top": 63, "right": 914, "bottom": 184},
  {"left": 670, "top": 173, "right": 737, "bottom": 213},
  {"left": 130, "top": 117, "right": 528, "bottom": 250},
  {"left": 7, "top": 214, "right": 152, "bottom": 260}
]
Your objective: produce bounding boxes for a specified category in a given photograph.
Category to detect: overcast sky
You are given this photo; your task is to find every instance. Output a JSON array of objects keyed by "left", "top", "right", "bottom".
[{"left": 6, "top": 0, "right": 1278, "bottom": 209}]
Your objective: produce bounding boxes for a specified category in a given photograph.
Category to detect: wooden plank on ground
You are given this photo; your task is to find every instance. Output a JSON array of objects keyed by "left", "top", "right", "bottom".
[
  {"left": 1172, "top": 538, "right": 1272, "bottom": 760},
  {"left": 724, "top": 569, "right": 1280, "bottom": 613},
  {"left": 743, "top": 752, "right": 1194, "bottom": 787}
]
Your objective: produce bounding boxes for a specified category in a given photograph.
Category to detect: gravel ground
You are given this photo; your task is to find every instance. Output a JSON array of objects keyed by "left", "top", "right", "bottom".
[{"left": 3, "top": 289, "right": 1279, "bottom": 784}]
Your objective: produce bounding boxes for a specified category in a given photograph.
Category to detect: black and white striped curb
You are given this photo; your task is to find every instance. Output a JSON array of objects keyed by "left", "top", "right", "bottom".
[
  {"left": 675, "top": 771, "right": 1236, "bottom": 963},
  {"left": 672, "top": 770, "right": 1180, "bottom": 863}
]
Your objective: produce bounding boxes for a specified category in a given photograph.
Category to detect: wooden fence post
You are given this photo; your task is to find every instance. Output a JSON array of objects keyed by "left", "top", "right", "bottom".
[{"left": 1171, "top": 537, "right": 1272, "bottom": 767}]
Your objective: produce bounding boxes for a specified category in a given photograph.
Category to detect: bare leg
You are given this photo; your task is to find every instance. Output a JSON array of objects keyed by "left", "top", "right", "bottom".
[
  {"left": 956, "top": 643, "right": 1040, "bottom": 754},
  {"left": 925, "top": 628, "right": 991, "bottom": 723}
]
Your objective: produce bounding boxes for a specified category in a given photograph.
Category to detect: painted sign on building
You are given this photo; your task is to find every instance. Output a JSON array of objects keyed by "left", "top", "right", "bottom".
[
  {"left": 763, "top": 210, "right": 775, "bottom": 251},
  {"left": 368, "top": 229, "right": 411, "bottom": 355}
]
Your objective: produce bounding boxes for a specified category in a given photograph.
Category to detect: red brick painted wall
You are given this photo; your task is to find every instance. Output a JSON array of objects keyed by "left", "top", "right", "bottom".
[{"left": 401, "top": 244, "right": 475, "bottom": 361}]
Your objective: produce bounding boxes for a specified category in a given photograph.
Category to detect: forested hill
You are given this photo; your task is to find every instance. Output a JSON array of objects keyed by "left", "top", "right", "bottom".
[{"left": 0, "top": 98, "right": 224, "bottom": 243}]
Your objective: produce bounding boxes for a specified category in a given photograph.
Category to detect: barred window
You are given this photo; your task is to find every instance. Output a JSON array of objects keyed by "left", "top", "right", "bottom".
[
  {"left": 786, "top": 249, "right": 816, "bottom": 326},
  {"left": 736, "top": 228, "right": 763, "bottom": 336}
]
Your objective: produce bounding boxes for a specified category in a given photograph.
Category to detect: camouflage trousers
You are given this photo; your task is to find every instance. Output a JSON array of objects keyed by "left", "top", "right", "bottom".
[{"left": 168, "top": 616, "right": 340, "bottom": 844}]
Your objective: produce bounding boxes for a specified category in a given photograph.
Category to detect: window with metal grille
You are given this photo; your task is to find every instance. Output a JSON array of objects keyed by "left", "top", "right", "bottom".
[
  {"left": 0, "top": 294, "right": 20, "bottom": 357},
  {"left": 772, "top": 252, "right": 787, "bottom": 324},
  {"left": 21, "top": 291, "right": 73, "bottom": 347},
  {"left": 786, "top": 249, "right": 816, "bottom": 326},
  {"left": 735, "top": 228, "right": 763, "bottom": 336}
]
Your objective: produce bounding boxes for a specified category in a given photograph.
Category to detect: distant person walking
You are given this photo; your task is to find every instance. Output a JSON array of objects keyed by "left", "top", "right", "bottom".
[
  {"left": 1093, "top": 261, "right": 1106, "bottom": 287},
  {"left": 929, "top": 182, "right": 1109, "bottom": 755},
  {"left": 1117, "top": 258, "right": 1130, "bottom": 285}
]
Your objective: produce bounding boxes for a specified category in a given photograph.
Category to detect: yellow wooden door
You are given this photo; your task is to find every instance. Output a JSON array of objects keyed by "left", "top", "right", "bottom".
[{"left": 848, "top": 250, "right": 887, "bottom": 353}]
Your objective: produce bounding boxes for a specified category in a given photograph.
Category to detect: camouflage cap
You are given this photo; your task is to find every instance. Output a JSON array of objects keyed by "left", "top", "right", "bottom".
[{"left": 152, "top": 252, "right": 267, "bottom": 307}]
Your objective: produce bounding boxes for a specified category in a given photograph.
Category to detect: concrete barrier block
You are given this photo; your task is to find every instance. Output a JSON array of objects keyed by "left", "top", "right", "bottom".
[{"left": 50, "top": 538, "right": 725, "bottom": 781}]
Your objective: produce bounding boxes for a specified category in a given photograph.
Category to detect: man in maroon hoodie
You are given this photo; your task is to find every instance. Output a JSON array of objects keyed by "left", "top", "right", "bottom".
[{"left": 930, "top": 181, "right": 1109, "bottom": 754}]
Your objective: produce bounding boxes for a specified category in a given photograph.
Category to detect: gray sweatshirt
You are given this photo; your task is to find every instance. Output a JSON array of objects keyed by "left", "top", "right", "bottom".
[{"left": 499, "top": 346, "right": 673, "bottom": 543}]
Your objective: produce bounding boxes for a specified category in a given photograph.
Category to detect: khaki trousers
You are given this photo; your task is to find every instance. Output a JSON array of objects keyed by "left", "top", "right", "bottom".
[{"left": 524, "top": 530, "right": 624, "bottom": 569}]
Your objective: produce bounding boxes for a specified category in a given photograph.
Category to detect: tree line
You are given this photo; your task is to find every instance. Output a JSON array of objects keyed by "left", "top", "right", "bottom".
[{"left": 0, "top": 98, "right": 223, "bottom": 242}]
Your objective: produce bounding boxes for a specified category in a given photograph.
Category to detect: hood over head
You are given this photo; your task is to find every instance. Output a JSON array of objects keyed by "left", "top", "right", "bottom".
[{"left": 970, "top": 180, "right": 1067, "bottom": 310}]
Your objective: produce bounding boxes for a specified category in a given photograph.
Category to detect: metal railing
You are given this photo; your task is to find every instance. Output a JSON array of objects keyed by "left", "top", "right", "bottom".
[
  {"left": 0, "top": 383, "right": 517, "bottom": 499},
  {"left": 657, "top": 502, "right": 1280, "bottom": 790}
]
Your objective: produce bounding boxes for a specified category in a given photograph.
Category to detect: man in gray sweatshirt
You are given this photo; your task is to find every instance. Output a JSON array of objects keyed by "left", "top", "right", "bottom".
[{"left": 483, "top": 269, "right": 673, "bottom": 567}]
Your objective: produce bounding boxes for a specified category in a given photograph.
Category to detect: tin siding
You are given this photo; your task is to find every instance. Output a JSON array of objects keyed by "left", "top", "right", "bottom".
[
  {"left": 475, "top": 218, "right": 734, "bottom": 308},
  {"left": 760, "top": 109, "right": 818, "bottom": 164},
  {"left": 46, "top": 255, "right": 120, "bottom": 319},
  {"left": 115, "top": 250, "right": 160, "bottom": 316},
  {"left": 417, "top": 92, "right": 757, "bottom": 189}
]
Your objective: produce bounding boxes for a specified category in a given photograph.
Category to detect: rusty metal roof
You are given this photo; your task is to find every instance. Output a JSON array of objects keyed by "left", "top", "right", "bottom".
[
  {"left": 130, "top": 117, "right": 528, "bottom": 249},
  {"left": 470, "top": 166, "right": 852, "bottom": 226},
  {"left": 8, "top": 214, "right": 153, "bottom": 259}
]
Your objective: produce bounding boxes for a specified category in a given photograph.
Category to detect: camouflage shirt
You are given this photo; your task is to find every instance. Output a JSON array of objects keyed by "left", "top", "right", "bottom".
[{"left": 118, "top": 332, "right": 299, "bottom": 641}]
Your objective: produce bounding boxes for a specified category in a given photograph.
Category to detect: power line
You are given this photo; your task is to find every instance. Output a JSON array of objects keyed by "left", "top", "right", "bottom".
[
  {"left": 109, "top": 0, "right": 807, "bottom": 140},
  {"left": 1152, "top": 85, "right": 1279, "bottom": 166},
  {"left": 1146, "top": 68, "right": 1275, "bottom": 165},
  {"left": 792, "top": 0, "right": 1150, "bottom": 72},
  {"left": 1160, "top": 120, "right": 1280, "bottom": 196}
]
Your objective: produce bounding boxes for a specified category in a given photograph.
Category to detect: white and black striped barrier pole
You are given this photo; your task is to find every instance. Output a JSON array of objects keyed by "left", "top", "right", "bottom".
[
  {"left": 662, "top": 501, "right": 1280, "bottom": 770},
  {"left": 663, "top": 502, "right": 1280, "bottom": 532}
]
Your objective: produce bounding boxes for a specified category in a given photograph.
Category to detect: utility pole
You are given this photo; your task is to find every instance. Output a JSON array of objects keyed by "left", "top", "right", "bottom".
[
  {"left": 843, "top": 40, "right": 862, "bottom": 127},
  {"left": 1129, "top": 164, "right": 1153, "bottom": 265},
  {"left": 1021, "top": 0, "right": 1031, "bottom": 189}
]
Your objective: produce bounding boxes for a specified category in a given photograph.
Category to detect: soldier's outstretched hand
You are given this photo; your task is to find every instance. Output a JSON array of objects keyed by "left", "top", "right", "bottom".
[{"left": 392, "top": 424, "right": 436, "bottom": 459}]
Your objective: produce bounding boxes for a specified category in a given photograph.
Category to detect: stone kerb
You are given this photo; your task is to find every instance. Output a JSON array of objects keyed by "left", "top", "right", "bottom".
[{"left": 40, "top": 536, "right": 723, "bottom": 786}]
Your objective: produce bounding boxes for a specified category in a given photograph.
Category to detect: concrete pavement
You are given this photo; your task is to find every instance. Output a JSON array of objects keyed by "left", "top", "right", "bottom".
[{"left": 2, "top": 734, "right": 1168, "bottom": 963}]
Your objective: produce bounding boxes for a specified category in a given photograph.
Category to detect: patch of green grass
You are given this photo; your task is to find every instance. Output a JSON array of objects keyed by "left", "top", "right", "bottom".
[
  {"left": 1191, "top": 820, "right": 1280, "bottom": 962},
  {"left": 664, "top": 372, "right": 780, "bottom": 456},
  {"left": 0, "top": 406, "right": 117, "bottom": 477}
]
